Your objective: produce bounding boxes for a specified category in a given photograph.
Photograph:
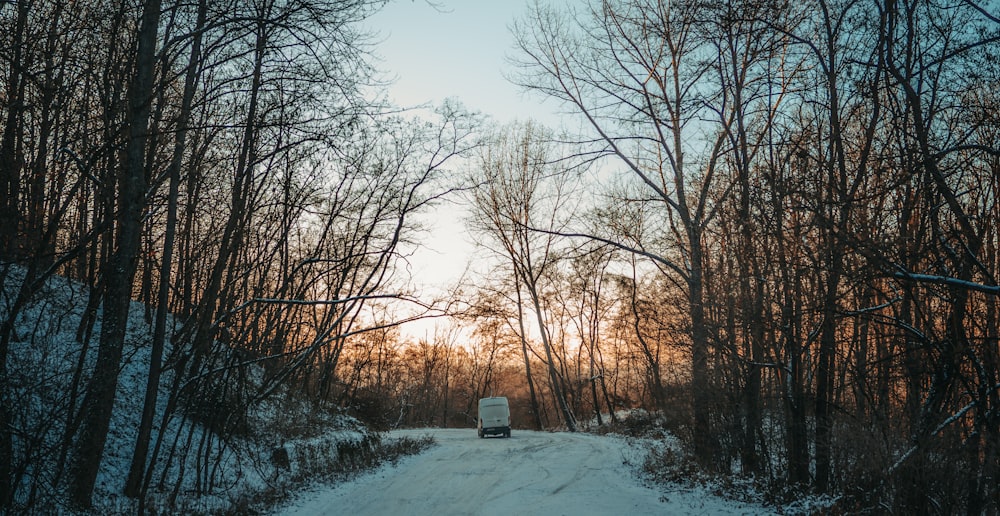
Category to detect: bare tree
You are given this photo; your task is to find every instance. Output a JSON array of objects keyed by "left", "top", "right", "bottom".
[
  {"left": 68, "top": 0, "right": 162, "bottom": 506},
  {"left": 466, "top": 286, "right": 538, "bottom": 426},
  {"left": 124, "top": 0, "right": 209, "bottom": 499},
  {"left": 513, "top": 0, "right": 729, "bottom": 463},
  {"left": 468, "top": 121, "right": 579, "bottom": 431},
  {"left": 563, "top": 243, "right": 619, "bottom": 425}
]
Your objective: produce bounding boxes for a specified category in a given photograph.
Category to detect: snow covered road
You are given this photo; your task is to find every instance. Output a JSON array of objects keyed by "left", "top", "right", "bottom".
[{"left": 277, "top": 428, "right": 771, "bottom": 515}]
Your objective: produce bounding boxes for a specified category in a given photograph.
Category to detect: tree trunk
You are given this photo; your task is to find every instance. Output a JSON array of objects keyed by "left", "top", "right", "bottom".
[
  {"left": 589, "top": 347, "right": 602, "bottom": 426},
  {"left": 0, "top": 3, "right": 29, "bottom": 505},
  {"left": 627, "top": 266, "right": 666, "bottom": 413},
  {"left": 184, "top": 13, "right": 265, "bottom": 376},
  {"left": 773, "top": 168, "right": 808, "bottom": 485},
  {"left": 68, "top": 0, "right": 161, "bottom": 506},
  {"left": 814, "top": 269, "right": 840, "bottom": 491},
  {"left": 514, "top": 277, "right": 544, "bottom": 431},
  {"left": 124, "top": 0, "right": 206, "bottom": 498},
  {"left": 0, "top": 0, "right": 28, "bottom": 263},
  {"left": 686, "top": 224, "right": 713, "bottom": 466},
  {"left": 525, "top": 280, "right": 576, "bottom": 432}
]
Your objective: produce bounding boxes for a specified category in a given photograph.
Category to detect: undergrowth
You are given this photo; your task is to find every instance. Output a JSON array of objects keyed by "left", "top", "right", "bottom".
[
  {"left": 240, "top": 433, "right": 436, "bottom": 515},
  {"left": 593, "top": 410, "right": 830, "bottom": 515}
]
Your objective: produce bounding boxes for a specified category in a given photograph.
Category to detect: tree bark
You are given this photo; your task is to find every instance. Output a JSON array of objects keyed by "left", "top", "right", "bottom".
[
  {"left": 524, "top": 280, "right": 576, "bottom": 431},
  {"left": 68, "top": 0, "right": 161, "bottom": 507},
  {"left": 514, "top": 272, "right": 544, "bottom": 431},
  {"left": 0, "top": 3, "right": 30, "bottom": 504},
  {"left": 124, "top": 0, "right": 206, "bottom": 498}
]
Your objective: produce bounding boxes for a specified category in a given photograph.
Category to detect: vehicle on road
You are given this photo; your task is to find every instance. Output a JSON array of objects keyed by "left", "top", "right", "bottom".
[{"left": 477, "top": 396, "right": 511, "bottom": 438}]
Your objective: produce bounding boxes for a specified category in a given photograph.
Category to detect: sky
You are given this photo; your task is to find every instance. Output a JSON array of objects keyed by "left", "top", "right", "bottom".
[
  {"left": 363, "top": 0, "right": 575, "bottom": 335},
  {"left": 365, "top": 0, "right": 566, "bottom": 125}
]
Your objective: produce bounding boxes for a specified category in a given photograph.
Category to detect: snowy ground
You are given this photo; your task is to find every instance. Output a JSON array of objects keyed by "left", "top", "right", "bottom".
[{"left": 274, "top": 428, "right": 776, "bottom": 516}]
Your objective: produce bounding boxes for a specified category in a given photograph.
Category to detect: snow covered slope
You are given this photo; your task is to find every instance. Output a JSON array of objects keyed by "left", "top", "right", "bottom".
[
  {"left": 276, "top": 428, "right": 775, "bottom": 515},
  {"left": 2, "top": 265, "right": 373, "bottom": 513}
]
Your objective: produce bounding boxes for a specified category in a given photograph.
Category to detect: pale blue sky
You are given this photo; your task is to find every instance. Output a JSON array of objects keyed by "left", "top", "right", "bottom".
[
  {"left": 366, "top": 0, "right": 567, "bottom": 124},
  {"left": 365, "top": 1, "right": 577, "bottom": 336}
]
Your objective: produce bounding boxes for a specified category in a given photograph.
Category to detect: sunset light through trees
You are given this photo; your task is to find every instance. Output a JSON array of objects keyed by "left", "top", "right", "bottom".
[{"left": 2, "top": 0, "right": 999, "bottom": 513}]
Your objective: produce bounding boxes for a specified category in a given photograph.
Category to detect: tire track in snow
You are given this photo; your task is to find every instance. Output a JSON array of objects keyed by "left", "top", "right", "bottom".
[{"left": 276, "top": 428, "right": 768, "bottom": 515}]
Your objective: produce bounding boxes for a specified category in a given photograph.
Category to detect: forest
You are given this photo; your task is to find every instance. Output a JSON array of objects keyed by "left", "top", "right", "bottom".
[{"left": 1, "top": 0, "right": 999, "bottom": 513}]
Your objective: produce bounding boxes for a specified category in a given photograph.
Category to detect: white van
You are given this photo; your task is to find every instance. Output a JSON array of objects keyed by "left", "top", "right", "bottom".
[{"left": 477, "top": 396, "right": 511, "bottom": 438}]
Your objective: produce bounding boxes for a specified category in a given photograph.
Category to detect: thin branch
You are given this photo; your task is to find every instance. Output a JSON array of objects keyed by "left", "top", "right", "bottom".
[
  {"left": 888, "top": 385, "right": 1000, "bottom": 474},
  {"left": 526, "top": 225, "right": 690, "bottom": 282},
  {"left": 893, "top": 272, "right": 1000, "bottom": 296}
]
